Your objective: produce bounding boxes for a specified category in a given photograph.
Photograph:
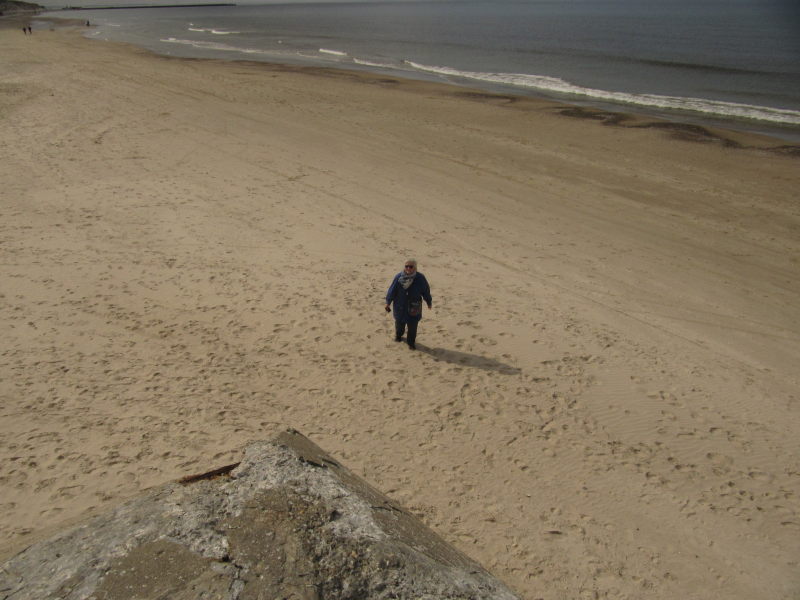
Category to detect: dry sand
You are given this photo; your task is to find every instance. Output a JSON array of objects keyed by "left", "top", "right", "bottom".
[{"left": 1, "top": 23, "right": 799, "bottom": 600}]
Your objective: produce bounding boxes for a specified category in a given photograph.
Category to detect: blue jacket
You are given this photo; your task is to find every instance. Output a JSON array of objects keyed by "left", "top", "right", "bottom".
[{"left": 386, "top": 272, "right": 432, "bottom": 323}]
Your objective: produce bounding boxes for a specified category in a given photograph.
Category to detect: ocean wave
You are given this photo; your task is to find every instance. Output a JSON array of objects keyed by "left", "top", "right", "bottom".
[
  {"left": 353, "top": 58, "right": 397, "bottom": 69},
  {"left": 512, "top": 45, "right": 773, "bottom": 77},
  {"left": 319, "top": 48, "right": 347, "bottom": 57},
  {"left": 160, "top": 38, "right": 290, "bottom": 58},
  {"left": 187, "top": 27, "right": 239, "bottom": 35},
  {"left": 404, "top": 61, "right": 800, "bottom": 125},
  {"left": 633, "top": 57, "right": 768, "bottom": 76}
]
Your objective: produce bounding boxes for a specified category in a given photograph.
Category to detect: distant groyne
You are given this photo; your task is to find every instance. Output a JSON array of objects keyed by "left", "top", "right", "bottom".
[{"left": 62, "top": 3, "right": 234, "bottom": 9}]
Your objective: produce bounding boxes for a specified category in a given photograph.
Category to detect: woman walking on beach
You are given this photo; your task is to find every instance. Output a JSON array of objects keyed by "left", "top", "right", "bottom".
[{"left": 385, "top": 259, "right": 432, "bottom": 350}]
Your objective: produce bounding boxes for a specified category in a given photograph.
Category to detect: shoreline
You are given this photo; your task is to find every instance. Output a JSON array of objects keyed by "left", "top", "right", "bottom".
[
  {"left": 32, "top": 16, "right": 800, "bottom": 151},
  {"left": 36, "top": 10, "right": 800, "bottom": 145},
  {"left": 2, "top": 25, "right": 799, "bottom": 600}
]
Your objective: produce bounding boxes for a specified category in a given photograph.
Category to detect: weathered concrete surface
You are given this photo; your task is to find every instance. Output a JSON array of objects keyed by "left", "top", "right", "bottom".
[{"left": 0, "top": 430, "right": 521, "bottom": 599}]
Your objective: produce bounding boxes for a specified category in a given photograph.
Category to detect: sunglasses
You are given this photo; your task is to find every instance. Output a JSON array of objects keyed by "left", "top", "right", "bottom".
[{"left": 404, "top": 265, "right": 415, "bottom": 269}]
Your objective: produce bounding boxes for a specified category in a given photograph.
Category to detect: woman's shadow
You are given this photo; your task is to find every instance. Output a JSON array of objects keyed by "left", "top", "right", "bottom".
[{"left": 414, "top": 344, "right": 521, "bottom": 375}]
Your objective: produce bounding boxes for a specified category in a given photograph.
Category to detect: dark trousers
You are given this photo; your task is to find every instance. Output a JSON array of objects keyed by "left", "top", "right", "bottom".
[{"left": 395, "top": 320, "right": 418, "bottom": 346}]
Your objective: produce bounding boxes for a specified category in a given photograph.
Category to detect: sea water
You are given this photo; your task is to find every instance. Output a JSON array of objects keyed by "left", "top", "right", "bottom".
[{"left": 42, "top": 0, "right": 800, "bottom": 139}]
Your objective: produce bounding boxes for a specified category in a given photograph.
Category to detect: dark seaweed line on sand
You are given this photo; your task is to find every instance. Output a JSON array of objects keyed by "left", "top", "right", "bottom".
[{"left": 557, "top": 107, "right": 800, "bottom": 156}]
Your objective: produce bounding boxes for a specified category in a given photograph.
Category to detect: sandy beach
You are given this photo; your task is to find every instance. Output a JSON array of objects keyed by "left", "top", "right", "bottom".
[{"left": 1, "top": 23, "right": 799, "bottom": 599}]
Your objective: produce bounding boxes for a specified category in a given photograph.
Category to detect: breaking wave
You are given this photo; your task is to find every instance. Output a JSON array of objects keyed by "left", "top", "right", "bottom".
[
  {"left": 187, "top": 24, "right": 239, "bottom": 35},
  {"left": 404, "top": 61, "right": 800, "bottom": 125},
  {"left": 161, "top": 37, "right": 280, "bottom": 57}
]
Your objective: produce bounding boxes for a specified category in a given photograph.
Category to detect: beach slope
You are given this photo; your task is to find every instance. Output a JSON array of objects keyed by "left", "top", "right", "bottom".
[{"left": 1, "top": 27, "right": 799, "bottom": 600}]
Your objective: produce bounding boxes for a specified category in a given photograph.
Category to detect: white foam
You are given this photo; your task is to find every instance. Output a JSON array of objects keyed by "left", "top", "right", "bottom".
[
  {"left": 319, "top": 48, "right": 347, "bottom": 57},
  {"left": 187, "top": 27, "right": 239, "bottom": 35},
  {"left": 160, "top": 38, "right": 289, "bottom": 58},
  {"left": 404, "top": 61, "right": 800, "bottom": 126},
  {"left": 353, "top": 58, "right": 396, "bottom": 69}
]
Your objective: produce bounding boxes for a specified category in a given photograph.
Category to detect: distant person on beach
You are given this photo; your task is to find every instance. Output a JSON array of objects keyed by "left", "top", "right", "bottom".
[{"left": 385, "top": 259, "right": 432, "bottom": 350}]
